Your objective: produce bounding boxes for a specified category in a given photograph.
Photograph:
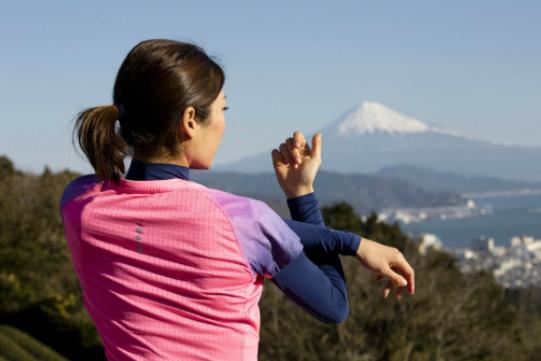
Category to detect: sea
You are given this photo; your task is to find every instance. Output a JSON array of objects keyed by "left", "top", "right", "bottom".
[{"left": 400, "top": 192, "right": 541, "bottom": 251}]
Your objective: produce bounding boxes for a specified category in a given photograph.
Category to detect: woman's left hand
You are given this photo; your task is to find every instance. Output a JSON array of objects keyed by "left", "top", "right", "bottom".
[{"left": 271, "top": 131, "right": 322, "bottom": 198}]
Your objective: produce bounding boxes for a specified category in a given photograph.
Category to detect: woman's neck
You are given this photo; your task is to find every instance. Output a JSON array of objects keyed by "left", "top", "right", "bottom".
[
  {"left": 125, "top": 158, "right": 190, "bottom": 181},
  {"left": 132, "top": 152, "right": 190, "bottom": 167}
]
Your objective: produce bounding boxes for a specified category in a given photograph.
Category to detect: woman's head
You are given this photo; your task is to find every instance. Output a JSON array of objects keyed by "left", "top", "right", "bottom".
[{"left": 72, "top": 38, "right": 227, "bottom": 185}]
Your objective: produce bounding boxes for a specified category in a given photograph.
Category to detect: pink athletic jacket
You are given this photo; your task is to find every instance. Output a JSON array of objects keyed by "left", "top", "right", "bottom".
[{"left": 59, "top": 174, "right": 303, "bottom": 361}]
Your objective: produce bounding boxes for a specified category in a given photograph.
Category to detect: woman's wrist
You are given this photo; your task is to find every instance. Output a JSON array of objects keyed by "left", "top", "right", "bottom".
[
  {"left": 285, "top": 185, "right": 315, "bottom": 199},
  {"left": 355, "top": 237, "right": 366, "bottom": 260}
]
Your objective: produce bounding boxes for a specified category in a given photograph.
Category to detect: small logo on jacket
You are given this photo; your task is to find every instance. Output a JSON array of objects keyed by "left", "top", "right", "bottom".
[{"left": 135, "top": 223, "right": 143, "bottom": 253}]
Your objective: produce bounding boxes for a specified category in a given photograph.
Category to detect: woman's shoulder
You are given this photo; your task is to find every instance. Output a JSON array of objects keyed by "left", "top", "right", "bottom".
[
  {"left": 59, "top": 173, "right": 99, "bottom": 210},
  {"left": 200, "top": 187, "right": 270, "bottom": 215}
]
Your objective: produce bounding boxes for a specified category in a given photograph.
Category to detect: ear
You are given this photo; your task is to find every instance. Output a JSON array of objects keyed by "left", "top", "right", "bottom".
[{"left": 180, "top": 106, "right": 197, "bottom": 140}]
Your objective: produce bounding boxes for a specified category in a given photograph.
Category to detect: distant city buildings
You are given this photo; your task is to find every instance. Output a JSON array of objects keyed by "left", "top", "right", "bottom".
[
  {"left": 378, "top": 195, "right": 540, "bottom": 289},
  {"left": 379, "top": 200, "right": 491, "bottom": 224},
  {"left": 418, "top": 233, "right": 541, "bottom": 289},
  {"left": 418, "top": 233, "right": 443, "bottom": 255}
]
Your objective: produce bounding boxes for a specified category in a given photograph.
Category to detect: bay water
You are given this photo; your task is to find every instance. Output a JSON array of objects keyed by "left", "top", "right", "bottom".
[{"left": 400, "top": 193, "right": 541, "bottom": 250}]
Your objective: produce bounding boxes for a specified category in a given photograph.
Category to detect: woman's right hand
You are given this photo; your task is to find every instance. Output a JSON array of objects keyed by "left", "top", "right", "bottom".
[
  {"left": 355, "top": 238, "right": 415, "bottom": 300},
  {"left": 271, "top": 131, "right": 322, "bottom": 199}
]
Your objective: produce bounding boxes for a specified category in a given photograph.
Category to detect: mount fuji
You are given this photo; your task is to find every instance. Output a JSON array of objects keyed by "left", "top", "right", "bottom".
[{"left": 218, "top": 101, "right": 541, "bottom": 181}]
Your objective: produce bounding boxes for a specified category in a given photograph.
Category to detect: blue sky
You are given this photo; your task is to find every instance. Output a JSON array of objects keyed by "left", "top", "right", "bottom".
[{"left": 1, "top": 1, "right": 539, "bottom": 174}]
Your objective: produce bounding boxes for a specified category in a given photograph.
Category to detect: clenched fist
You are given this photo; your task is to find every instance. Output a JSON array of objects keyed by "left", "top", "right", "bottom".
[{"left": 271, "top": 131, "right": 322, "bottom": 198}]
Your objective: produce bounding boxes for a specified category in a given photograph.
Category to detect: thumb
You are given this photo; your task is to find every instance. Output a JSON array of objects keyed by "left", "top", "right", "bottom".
[
  {"left": 383, "top": 265, "right": 408, "bottom": 287},
  {"left": 310, "top": 132, "right": 322, "bottom": 160}
]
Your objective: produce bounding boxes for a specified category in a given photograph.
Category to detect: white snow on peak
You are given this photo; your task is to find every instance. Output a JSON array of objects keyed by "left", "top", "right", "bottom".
[{"left": 335, "top": 101, "right": 431, "bottom": 135}]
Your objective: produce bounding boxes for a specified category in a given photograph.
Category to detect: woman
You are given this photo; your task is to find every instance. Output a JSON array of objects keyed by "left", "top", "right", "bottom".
[{"left": 60, "top": 39, "right": 414, "bottom": 361}]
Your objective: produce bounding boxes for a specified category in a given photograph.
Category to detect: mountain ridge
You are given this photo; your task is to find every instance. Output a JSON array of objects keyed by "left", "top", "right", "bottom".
[
  {"left": 376, "top": 164, "right": 541, "bottom": 195},
  {"left": 217, "top": 101, "right": 541, "bottom": 181},
  {"left": 191, "top": 168, "right": 465, "bottom": 214}
]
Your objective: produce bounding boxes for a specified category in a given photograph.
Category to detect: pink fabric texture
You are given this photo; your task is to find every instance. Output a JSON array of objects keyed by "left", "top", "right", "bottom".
[{"left": 60, "top": 175, "right": 266, "bottom": 360}]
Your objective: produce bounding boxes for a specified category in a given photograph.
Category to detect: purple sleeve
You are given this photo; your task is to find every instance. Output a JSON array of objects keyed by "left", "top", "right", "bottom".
[{"left": 205, "top": 189, "right": 304, "bottom": 279}]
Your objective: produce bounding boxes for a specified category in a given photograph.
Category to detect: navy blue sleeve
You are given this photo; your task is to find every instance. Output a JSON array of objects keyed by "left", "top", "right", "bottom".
[
  {"left": 271, "top": 250, "right": 349, "bottom": 324},
  {"left": 285, "top": 192, "right": 361, "bottom": 257},
  {"left": 283, "top": 219, "right": 361, "bottom": 257},
  {"left": 268, "top": 193, "right": 361, "bottom": 324},
  {"left": 286, "top": 192, "right": 325, "bottom": 226}
]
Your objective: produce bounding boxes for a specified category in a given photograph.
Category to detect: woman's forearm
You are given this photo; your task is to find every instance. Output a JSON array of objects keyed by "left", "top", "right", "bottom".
[
  {"left": 284, "top": 219, "right": 361, "bottom": 258},
  {"left": 286, "top": 191, "right": 324, "bottom": 226},
  {"left": 284, "top": 191, "right": 361, "bottom": 257},
  {"left": 271, "top": 249, "right": 349, "bottom": 324}
]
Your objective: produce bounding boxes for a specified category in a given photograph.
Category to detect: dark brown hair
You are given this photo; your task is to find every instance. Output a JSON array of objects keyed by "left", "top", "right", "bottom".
[{"left": 72, "top": 39, "right": 225, "bottom": 185}]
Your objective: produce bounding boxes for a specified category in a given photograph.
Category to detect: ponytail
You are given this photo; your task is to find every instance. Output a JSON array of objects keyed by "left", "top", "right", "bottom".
[
  {"left": 72, "top": 105, "right": 128, "bottom": 185},
  {"left": 70, "top": 39, "right": 225, "bottom": 181}
]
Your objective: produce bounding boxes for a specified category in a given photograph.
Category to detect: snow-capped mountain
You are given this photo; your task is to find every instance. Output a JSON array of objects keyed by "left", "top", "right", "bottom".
[
  {"left": 217, "top": 101, "right": 541, "bottom": 181},
  {"left": 334, "top": 101, "right": 431, "bottom": 136},
  {"left": 323, "top": 101, "right": 488, "bottom": 142}
]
